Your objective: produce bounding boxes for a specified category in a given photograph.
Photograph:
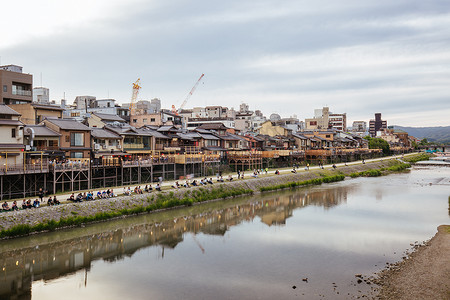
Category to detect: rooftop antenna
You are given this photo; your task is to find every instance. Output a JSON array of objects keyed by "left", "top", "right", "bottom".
[{"left": 40, "top": 72, "right": 43, "bottom": 87}]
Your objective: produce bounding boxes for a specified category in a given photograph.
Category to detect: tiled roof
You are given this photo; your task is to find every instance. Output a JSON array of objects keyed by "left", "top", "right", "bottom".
[
  {"left": 31, "top": 104, "right": 65, "bottom": 111},
  {"left": 24, "top": 125, "right": 61, "bottom": 137},
  {"left": 93, "top": 112, "right": 125, "bottom": 122},
  {"left": 0, "top": 105, "right": 21, "bottom": 116},
  {"left": 91, "top": 128, "right": 121, "bottom": 139},
  {"left": 0, "top": 120, "right": 24, "bottom": 126},
  {"left": 45, "top": 118, "right": 91, "bottom": 131}
]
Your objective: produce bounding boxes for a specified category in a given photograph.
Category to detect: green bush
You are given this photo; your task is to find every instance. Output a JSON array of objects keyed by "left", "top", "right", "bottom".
[{"left": 259, "top": 175, "right": 345, "bottom": 192}]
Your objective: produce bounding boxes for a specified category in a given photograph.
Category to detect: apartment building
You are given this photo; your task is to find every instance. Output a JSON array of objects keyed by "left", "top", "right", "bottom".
[
  {"left": 0, "top": 65, "right": 33, "bottom": 105},
  {"left": 369, "top": 113, "right": 387, "bottom": 137}
]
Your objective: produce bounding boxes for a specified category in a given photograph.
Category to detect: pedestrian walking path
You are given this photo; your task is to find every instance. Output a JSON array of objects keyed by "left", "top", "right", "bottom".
[{"left": 0, "top": 153, "right": 416, "bottom": 211}]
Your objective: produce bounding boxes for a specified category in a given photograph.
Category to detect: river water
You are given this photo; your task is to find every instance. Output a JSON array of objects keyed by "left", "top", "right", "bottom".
[{"left": 0, "top": 167, "right": 449, "bottom": 299}]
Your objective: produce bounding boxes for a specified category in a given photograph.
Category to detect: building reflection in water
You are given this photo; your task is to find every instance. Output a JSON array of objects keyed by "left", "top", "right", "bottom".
[{"left": 0, "top": 185, "right": 350, "bottom": 299}]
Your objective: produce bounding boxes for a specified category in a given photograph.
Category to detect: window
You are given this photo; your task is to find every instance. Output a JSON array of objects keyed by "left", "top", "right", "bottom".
[
  {"left": 133, "top": 119, "right": 137, "bottom": 123},
  {"left": 65, "top": 135, "right": 70, "bottom": 142},
  {"left": 326, "top": 135, "right": 331, "bottom": 138},
  {"left": 143, "top": 118, "right": 147, "bottom": 122},
  {"left": 150, "top": 118, "right": 156, "bottom": 122},
  {"left": 70, "top": 133, "right": 84, "bottom": 146},
  {"left": 310, "top": 121, "right": 317, "bottom": 126},
  {"left": 70, "top": 152, "right": 83, "bottom": 158},
  {"left": 11, "top": 128, "right": 16, "bottom": 138},
  {"left": 3, "top": 85, "right": 6, "bottom": 93},
  {"left": 107, "top": 102, "right": 111, "bottom": 107}
]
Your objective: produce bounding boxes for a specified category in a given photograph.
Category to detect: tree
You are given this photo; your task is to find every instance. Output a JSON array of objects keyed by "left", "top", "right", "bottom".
[
  {"left": 367, "top": 137, "right": 390, "bottom": 155},
  {"left": 420, "top": 138, "right": 429, "bottom": 145}
]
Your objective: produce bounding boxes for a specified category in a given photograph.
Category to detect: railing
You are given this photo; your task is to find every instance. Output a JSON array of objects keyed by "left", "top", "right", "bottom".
[
  {"left": 122, "top": 156, "right": 176, "bottom": 166},
  {"left": 12, "top": 90, "right": 32, "bottom": 96},
  {"left": 123, "top": 143, "right": 145, "bottom": 149},
  {"left": 0, "top": 163, "right": 50, "bottom": 174},
  {"left": 36, "top": 145, "right": 59, "bottom": 151},
  {"left": 50, "top": 160, "right": 90, "bottom": 171}
]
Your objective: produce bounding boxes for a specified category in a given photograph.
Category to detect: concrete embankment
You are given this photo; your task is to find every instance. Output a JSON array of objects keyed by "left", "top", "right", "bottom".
[{"left": 0, "top": 159, "right": 405, "bottom": 238}]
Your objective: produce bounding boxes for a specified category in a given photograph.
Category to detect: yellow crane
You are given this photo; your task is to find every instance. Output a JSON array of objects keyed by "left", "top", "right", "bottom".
[{"left": 129, "top": 78, "right": 141, "bottom": 116}]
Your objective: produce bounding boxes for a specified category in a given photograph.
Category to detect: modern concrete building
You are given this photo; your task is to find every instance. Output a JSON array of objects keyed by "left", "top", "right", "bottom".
[
  {"left": 352, "top": 121, "right": 367, "bottom": 133},
  {"left": 0, "top": 65, "right": 33, "bottom": 105},
  {"left": 32, "top": 87, "right": 50, "bottom": 104},
  {"left": 369, "top": 113, "right": 387, "bottom": 137},
  {"left": 329, "top": 113, "right": 346, "bottom": 131},
  {"left": 305, "top": 107, "right": 330, "bottom": 130},
  {"left": 63, "top": 97, "right": 118, "bottom": 121}
]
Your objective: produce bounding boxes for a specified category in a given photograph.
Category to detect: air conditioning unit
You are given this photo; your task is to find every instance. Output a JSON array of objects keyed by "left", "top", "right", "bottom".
[
  {"left": 94, "top": 144, "right": 100, "bottom": 150},
  {"left": 102, "top": 145, "right": 107, "bottom": 149}
]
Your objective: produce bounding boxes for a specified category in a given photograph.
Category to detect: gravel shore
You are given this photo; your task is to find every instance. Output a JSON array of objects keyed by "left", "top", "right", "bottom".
[{"left": 374, "top": 225, "right": 450, "bottom": 300}]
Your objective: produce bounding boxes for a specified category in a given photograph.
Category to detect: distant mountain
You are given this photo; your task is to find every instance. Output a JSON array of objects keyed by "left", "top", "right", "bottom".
[{"left": 393, "top": 126, "right": 450, "bottom": 144}]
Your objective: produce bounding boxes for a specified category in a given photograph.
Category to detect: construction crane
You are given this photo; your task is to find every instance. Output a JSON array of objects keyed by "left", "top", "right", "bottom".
[
  {"left": 129, "top": 78, "right": 141, "bottom": 116},
  {"left": 172, "top": 73, "right": 205, "bottom": 115}
]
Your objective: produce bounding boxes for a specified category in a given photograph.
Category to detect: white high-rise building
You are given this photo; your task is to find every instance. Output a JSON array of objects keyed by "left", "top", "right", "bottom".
[{"left": 33, "top": 87, "right": 50, "bottom": 104}]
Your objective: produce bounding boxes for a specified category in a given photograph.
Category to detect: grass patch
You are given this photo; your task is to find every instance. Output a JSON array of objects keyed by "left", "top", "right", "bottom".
[
  {"left": 403, "top": 153, "right": 432, "bottom": 164},
  {"left": 349, "top": 161, "right": 411, "bottom": 178},
  {"left": 259, "top": 175, "right": 345, "bottom": 192}
]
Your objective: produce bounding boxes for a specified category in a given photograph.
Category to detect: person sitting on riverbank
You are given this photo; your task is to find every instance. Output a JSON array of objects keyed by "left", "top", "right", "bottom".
[
  {"left": 207, "top": 178, "right": 214, "bottom": 184},
  {"left": 217, "top": 176, "right": 224, "bottom": 182},
  {"left": 33, "top": 198, "right": 40, "bottom": 208},
  {"left": 362, "top": 159, "right": 365, "bottom": 164},
  {"left": 47, "top": 197, "right": 53, "bottom": 206},
  {"left": 292, "top": 168, "right": 297, "bottom": 173},
  {"left": 252, "top": 171, "right": 258, "bottom": 178},
  {"left": 86, "top": 191, "right": 93, "bottom": 200},
  {"left": 22, "top": 199, "right": 27, "bottom": 210},
  {"left": 275, "top": 170, "right": 280, "bottom": 175},
  {"left": 26, "top": 199, "right": 32, "bottom": 209},
  {"left": 11, "top": 201, "right": 19, "bottom": 211},
  {"left": 172, "top": 181, "right": 180, "bottom": 189},
  {"left": 2, "top": 201, "right": 10, "bottom": 211},
  {"left": 184, "top": 181, "right": 190, "bottom": 188},
  {"left": 75, "top": 193, "right": 83, "bottom": 202},
  {"left": 53, "top": 196, "right": 60, "bottom": 205},
  {"left": 68, "top": 193, "right": 75, "bottom": 201},
  {"left": 155, "top": 183, "right": 161, "bottom": 191},
  {"left": 192, "top": 180, "right": 198, "bottom": 186},
  {"left": 332, "top": 164, "right": 337, "bottom": 169},
  {"left": 228, "top": 175, "right": 233, "bottom": 181}
]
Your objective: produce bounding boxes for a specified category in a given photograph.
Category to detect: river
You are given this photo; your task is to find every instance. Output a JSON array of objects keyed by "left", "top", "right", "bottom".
[{"left": 0, "top": 166, "right": 449, "bottom": 299}]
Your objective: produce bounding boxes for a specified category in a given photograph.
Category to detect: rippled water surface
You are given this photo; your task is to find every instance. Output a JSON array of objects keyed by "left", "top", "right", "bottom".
[{"left": 1, "top": 167, "right": 449, "bottom": 299}]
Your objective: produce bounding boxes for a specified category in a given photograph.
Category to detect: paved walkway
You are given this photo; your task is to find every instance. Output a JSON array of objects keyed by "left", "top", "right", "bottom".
[{"left": 1, "top": 153, "right": 416, "bottom": 210}]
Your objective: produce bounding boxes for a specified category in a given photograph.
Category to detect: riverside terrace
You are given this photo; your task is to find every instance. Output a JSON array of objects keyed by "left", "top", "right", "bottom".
[
  {"left": 0, "top": 154, "right": 416, "bottom": 214},
  {"left": 0, "top": 146, "right": 407, "bottom": 200}
]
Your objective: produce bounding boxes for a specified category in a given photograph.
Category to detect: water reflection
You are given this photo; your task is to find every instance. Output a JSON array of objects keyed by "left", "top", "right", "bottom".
[{"left": 0, "top": 186, "right": 350, "bottom": 299}]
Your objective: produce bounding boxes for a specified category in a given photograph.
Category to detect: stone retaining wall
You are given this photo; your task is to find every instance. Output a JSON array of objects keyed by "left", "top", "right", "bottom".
[{"left": 0, "top": 159, "right": 400, "bottom": 234}]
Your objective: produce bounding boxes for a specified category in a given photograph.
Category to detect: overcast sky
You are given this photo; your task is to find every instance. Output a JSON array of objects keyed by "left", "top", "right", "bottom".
[{"left": 1, "top": 0, "right": 449, "bottom": 126}]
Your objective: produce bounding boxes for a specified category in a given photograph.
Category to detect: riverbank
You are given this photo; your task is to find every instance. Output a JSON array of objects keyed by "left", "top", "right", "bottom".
[
  {"left": 374, "top": 225, "right": 450, "bottom": 300},
  {"left": 0, "top": 158, "right": 410, "bottom": 239}
]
